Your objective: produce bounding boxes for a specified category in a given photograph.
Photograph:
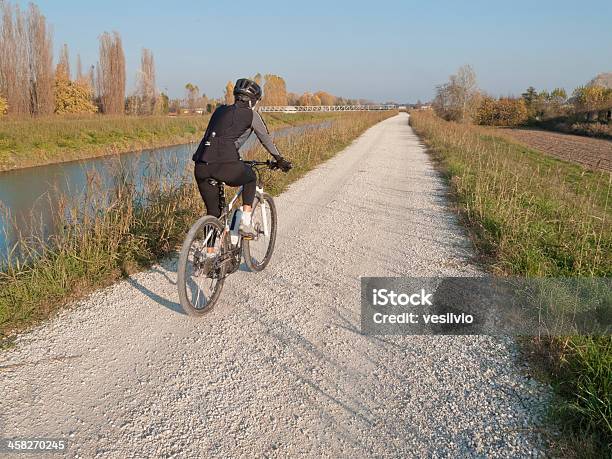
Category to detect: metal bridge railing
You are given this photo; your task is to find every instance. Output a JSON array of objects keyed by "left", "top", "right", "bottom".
[{"left": 258, "top": 105, "right": 397, "bottom": 113}]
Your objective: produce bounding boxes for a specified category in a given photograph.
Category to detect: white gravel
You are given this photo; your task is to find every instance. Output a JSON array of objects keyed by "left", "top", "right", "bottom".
[{"left": 0, "top": 113, "right": 550, "bottom": 458}]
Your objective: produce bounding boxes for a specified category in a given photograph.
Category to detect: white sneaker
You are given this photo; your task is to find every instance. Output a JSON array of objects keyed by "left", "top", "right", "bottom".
[{"left": 239, "top": 221, "right": 257, "bottom": 239}]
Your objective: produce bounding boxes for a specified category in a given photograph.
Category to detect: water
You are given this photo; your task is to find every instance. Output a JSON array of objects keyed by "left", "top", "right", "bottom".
[{"left": 0, "top": 121, "right": 329, "bottom": 262}]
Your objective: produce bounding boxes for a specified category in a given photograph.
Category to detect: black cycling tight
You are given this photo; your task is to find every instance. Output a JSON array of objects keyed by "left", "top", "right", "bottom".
[{"left": 194, "top": 162, "right": 256, "bottom": 218}]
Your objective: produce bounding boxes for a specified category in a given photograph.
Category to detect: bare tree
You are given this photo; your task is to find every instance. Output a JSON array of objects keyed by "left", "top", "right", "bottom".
[
  {"left": 76, "top": 53, "right": 83, "bottom": 81},
  {"left": 262, "top": 74, "right": 287, "bottom": 106},
  {"left": 433, "top": 64, "right": 480, "bottom": 122},
  {"left": 87, "top": 64, "right": 95, "bottom": 90},
  {"left": 97, "top": 31, "right": 125, "bottom": 114},
  {"left": 224, "top": 81, "right": 234, "bottom": 105},
  {"left": 135, "top": 48, "right": 156, "bottom": 114},
  {"left": 56, "top": 43, "right": 70, "bottom": 79},
  {"left": 185, "top": 82, "right": 199, "bottom": 110},
  {"left": 0, "top": 1, "right": 30, "bottom": 114},
  {"left": 26, "top": 3, "right": 54, "bottom": 115}
]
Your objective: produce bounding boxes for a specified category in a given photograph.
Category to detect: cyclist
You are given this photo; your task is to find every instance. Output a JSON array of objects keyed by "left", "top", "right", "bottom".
[{"left": 192, "top": 78, "right": 292, "bottom": 239}]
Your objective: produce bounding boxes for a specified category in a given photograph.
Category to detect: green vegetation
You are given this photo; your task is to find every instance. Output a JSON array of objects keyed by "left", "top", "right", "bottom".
[
  {"left": 432, "top": 65, "right": 612, "bottom": 139},
  {"left": 0, "top": 96, "right": 8, "bottom": 116},
  {"left": 0, "top": 111, "right": 395, "bottom": 339},
  {"left": 410, "top": 110, "right": 611, "bottom": 456},
  {"left": 0, "top": 112, "right": 341, "bottom": 171}
]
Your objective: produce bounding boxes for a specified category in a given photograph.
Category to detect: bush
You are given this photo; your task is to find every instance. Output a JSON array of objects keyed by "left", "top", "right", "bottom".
[
  {"left": 54, "top": 75, "right": 97, "bottom": 115},
  {"left": 0, "top": 96, "right": 8, "bottom": 116},
  {"left": 476, "top": 96, "right": 528, "bottom": 126}
]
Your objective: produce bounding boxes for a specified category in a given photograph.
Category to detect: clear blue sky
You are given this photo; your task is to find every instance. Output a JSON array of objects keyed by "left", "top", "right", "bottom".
[{"left": 18, "top": 0, "right": 612, "bottom": 102}]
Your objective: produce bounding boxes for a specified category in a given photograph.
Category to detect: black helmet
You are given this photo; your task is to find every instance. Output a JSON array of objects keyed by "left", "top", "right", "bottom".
[{"left": 233, "top": 78, "right": 262, "bottom": 102}]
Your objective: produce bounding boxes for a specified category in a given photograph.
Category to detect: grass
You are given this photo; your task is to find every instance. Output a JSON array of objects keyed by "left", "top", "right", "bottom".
[
  {"left": 0, "top": 110, "right": 396, "bottom": 339},
  {"left": 409, "top": 110, "right": 611, "bottom": 456},
  {"left": 0, "top": 112, "right": 342, "bottom": 171}
]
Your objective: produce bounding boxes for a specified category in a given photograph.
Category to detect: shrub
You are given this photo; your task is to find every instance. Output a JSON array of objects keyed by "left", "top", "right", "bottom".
[
  {"left": 54, "top": 75, "right": 98, "bottom": 114},
  {"left": 573, "top": 85, "right": 612, "bottom": 112},
  {"left": 0, "top": 96, "right": 8, "bottom": 116},
  {"left": 476, "top": 96, "right": 528, "bottom": 126}
]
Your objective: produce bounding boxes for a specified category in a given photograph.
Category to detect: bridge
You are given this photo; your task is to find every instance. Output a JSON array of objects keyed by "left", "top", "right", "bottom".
[{"left": 258, "top": 104, "right": 398, "bottom": 113}]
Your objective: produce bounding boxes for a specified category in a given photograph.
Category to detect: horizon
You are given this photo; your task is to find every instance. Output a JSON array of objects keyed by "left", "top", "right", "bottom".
[{"left": 10, "top": 0, "right": 612, "bottom": 102}]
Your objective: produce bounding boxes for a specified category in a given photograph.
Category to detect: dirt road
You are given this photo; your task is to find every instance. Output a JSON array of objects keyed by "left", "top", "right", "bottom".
[{"left": 0, "top": 113, "right": 549, "bottom": 457}]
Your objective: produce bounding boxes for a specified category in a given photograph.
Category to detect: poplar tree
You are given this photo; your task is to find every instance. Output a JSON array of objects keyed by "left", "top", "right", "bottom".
[{"left": 97, "top": 31, "right": 126, "bottom": 114}]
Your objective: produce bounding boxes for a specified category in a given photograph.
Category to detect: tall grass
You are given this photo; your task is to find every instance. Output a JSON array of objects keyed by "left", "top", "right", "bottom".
[
  {"left": 410, "top": 111, "right": 610, "bottom": 277},
  {"left": 409, "top": 110, "right": 611, "bottom": 456},
  {"left": 0, "top": 112, "right": 342, "bottom": 171},
  {"left": 0, "top": 111, "right": 395, "bottom": 338}
]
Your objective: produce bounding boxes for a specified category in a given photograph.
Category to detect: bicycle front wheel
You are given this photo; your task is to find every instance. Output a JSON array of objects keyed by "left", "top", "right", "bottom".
[
  {"left": 177, "top": 215, "right": 227, "bottom": 316},
  {"left": 243, "top": 193, "right": 277, "bottom": 272}
]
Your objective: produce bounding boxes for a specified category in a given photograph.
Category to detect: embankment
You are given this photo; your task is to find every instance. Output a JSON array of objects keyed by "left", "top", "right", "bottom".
[
  {"left": 409, "top": 110, "right": 611, "bottom": 457},
  {"left": 0, "top": 112, "right": 343, "bottom": 171}
]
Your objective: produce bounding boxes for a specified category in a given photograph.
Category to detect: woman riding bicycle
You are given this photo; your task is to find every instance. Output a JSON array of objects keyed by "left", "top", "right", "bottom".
[{"left": 192, "top": 78, "right": 292, "bottom": 238}]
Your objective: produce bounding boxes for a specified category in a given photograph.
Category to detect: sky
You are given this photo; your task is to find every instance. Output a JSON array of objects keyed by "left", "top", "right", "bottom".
[{"left": 16, "top": 0, "right": 612, "bottom": 103}]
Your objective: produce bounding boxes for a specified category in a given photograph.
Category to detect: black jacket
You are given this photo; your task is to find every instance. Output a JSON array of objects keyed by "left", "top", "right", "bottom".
[{"left": 192, "top": 100, "right": 281, "bottom": 163}]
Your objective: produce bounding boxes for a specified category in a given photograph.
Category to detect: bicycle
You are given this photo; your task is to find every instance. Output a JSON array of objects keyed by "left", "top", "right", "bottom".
[{"left": 177, "top": 160, "right": 282, "bottom": 316}]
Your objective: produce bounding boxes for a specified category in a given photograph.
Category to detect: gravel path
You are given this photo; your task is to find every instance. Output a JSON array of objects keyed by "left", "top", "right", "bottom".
[{"left": 0, "top": 113, "right": 550, "bottom": 458}]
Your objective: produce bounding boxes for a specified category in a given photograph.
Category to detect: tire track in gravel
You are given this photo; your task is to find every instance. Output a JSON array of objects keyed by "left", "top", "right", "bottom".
[{"left": 0, "top": 113, "right": 550, "bottom": 458}]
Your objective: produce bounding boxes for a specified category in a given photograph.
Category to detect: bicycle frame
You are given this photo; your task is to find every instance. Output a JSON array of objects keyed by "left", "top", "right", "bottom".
[{"left": 216, "top": 161, "right": 272, "bottom": 243}]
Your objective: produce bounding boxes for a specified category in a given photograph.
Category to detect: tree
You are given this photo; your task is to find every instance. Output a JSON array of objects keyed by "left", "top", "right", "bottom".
[
  {"left": 57, "top": 43, "right": 70, "bottom": 80},
  {"left": 0, "top": 1, "right": 53, "bottom": 115},
  {"left": 87, "top": 64, "right": 95, "bottom": 91},
  {"left": 287, "top": 92, "right": 299, "bottom": 105},
  {"left": 476, "top": 96, "right": 528, "bottom": 126},
  {"left": 521, "top": 86, "right": 538, "bottom": 106},
  {"left": 573, "top": 85, "right": 612, "bottom": 112},
  {"left": 76, "top": 53, "right": 83, "bottom": 81},
  {"left": 433, "top": 65, "right": 480, "bottom": 122},
  {"left": 169, "top": 98, "right": 181, "bottom": 114},
  {"left": 185, "top": 83, "right": 199, "bottom": 110},
  {"left": 297, "top": 92, "right": 321, "bottom": 106},
  {"left": 224, "top": 80, "right": 234, "bottom": 105},
  {"left": 0, "top": 94, "right": 7, "bottom": 115},
  {"left": 97, "top": 31, "right": 126, "bottom": 114},
  {"left": 54, "top": 71, "right": 97, "bottom": 114},
  {"left": 0, "top": 2, "right": 30, "bottom": 114},
  {"left": 315, "top": 91, "right": 336, "bottom": 106},
  {"left": 262, "top": 74, "right": 287, "bottom": 106},
  {"left": 550, "top": 88, "right": 567, "bottom": 103},
  {"left": 26, "top": 3, "right": 54, "bottom": 115},
  {"left": 153, "top": 92, "right": 169, "bottom": 115},
  {"left": 135, "top": 48, "right": 156, "bottom": 115}
]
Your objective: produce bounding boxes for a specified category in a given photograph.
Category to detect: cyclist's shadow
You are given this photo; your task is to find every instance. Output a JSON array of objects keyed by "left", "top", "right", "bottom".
[{"left": 126, "top": 264, "right": 187, "bottom": 315}]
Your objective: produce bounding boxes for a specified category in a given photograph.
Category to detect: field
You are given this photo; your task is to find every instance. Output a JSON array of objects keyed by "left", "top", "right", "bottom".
[
  {"left": 0, "top": 111, "right": 396, "bottom": 341},
  {"left": 498, "top": 128, "right": 612, "bottom": 172},
  {"left": 0, "top": 112, "right": 343, "bottom": 171},
  {"left": 409, "top": 110, "right": 611, "bottom": 457}
]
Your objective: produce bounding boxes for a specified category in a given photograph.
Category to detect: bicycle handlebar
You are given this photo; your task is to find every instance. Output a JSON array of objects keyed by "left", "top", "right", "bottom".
[{"left": 243, "top": 159, "right": 279, "bottom": 169}]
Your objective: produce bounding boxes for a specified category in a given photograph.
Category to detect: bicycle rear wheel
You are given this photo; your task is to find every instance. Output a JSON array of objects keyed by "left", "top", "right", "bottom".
[
  {"left": 243, "top": 193, "right": 277, "bottom": 272},
  {"left": 177, "top": 215, "right": 227, "bottom": 316}
]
